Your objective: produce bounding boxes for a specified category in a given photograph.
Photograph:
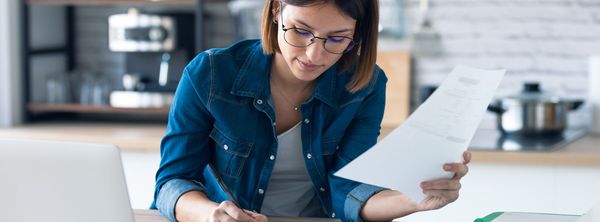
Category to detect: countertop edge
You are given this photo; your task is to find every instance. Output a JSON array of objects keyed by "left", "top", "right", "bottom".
[{"left": 1, "top": 123, "right": 599, "bottom": 166}]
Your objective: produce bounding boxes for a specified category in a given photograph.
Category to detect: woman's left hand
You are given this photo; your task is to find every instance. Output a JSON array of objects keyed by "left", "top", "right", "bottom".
[
  {"left": 360, "top": 151, "right": 472, "bottom": 221},
  {"left": 417, "top": 151, "right": 471, "bottom": 211}
]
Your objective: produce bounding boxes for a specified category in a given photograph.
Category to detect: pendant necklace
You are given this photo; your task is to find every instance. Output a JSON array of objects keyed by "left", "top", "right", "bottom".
[{"left": 271, "top": 79, "right": 311, "bottom": 111}]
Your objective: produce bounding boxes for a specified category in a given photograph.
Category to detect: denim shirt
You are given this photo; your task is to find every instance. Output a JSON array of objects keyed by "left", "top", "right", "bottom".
[{"left": 151, "top": 39, "right": 388, "bottom": 222}]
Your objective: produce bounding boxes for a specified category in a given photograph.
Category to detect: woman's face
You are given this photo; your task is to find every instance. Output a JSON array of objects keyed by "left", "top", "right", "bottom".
[{"left": 274, "top": 2, "right": 356, "bottom": 82}]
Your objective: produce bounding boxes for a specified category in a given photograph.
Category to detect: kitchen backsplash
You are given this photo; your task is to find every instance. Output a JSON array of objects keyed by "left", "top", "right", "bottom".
[{"left": 380, "top": 0, "right": 600, "bottom": 129}]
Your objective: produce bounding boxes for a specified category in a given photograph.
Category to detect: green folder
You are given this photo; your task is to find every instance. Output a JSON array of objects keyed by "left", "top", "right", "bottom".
[
  {"left": 474, "top": 212, "right": 503, "bottom": 222},
  {"left": 474, "top": 211, "right": 580, "bottom": 222}
]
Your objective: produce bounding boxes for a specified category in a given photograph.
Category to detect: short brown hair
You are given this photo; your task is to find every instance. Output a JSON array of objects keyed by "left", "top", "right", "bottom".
[{"left": 261, "top": 0, "right": 380, "bottom": 93}]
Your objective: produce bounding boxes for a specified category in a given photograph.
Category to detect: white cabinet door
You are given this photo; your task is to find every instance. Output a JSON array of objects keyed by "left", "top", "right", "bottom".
[
  {"left": 553, "top": 166, "right": 600, "bottom": 215},
  {"left": 398, "top": 163, "right": 600, "bottom": 222}
]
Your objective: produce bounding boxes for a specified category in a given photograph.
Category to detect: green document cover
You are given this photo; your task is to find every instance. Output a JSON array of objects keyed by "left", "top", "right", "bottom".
[
  {"left": 474, "top": 212, "right": 580, "bottom": 222},
  {"left": 474, "top": 212, "right": 503, "bottom": 222}
]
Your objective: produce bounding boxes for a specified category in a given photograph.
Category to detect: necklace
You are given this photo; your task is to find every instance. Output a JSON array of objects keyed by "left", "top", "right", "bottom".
[
  {"left": 272, "top": 80, "right": 300, "bottom": 111},
  {"left": 271, "top": 79, "right": 313, "bottom": 111}
]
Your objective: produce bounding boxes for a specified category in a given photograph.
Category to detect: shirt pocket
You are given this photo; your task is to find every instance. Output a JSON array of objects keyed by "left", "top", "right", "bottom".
[{"left": 209, "top": 127, "right": 253, "bottom": 178}]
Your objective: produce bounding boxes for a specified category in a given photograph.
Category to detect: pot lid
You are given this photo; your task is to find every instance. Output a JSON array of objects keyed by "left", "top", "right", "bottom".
[{"left": 504, "top": 83, "right": 560, "bottom": 102}]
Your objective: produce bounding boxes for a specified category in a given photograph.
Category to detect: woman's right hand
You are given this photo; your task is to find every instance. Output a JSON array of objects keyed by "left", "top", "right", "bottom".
[
  {"left": 207, "top": 201, "right": 268, "bottom": 222},
  {"left": 175, "top": 191, "right": 268, "bottom": 222}
]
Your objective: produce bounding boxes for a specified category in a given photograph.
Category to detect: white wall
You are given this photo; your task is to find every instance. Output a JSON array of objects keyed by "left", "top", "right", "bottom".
[
  {"left": 0, "top": 0, "right": 23, "bottom": 127},
  {"left": 380, "top": 0, "right": 600, "bottom": 129}
]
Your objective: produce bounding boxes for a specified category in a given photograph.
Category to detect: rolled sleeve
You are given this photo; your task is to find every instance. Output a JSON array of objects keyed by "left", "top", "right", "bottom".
[
  {"left": 156, "top": 179, "right": 207, "bottom": 222},
  {"left": 344, "top": 183, "right": 387, "bottom": 222}
]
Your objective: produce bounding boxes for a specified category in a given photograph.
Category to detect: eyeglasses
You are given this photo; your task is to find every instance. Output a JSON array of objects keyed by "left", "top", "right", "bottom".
[{"left": 280, "top": 13, "right": 355, "bottom": 54}]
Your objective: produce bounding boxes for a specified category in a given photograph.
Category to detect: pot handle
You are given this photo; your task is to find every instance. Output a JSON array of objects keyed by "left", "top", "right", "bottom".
[
  {"left": 569, "top": 100, "right": 584, "bottom": 110},
  {"left": 487, "top": 104, "right": 506, "bottom": 114}
]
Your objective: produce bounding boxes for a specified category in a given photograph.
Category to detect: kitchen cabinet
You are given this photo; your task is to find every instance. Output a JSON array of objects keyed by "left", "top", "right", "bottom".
[
  {"left": 377, "top": 51, "right": 411, "bottom": 127},
  {"left": 399, "top": 163, "right": 600, "bottom": 222},
  {"left": 554, "top": 166, "right": 600, "bottom": 213}
]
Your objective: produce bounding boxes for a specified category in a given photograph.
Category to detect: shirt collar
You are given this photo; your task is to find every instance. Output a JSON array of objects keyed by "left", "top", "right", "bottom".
[
  {"left": 230, "top": 41, "right": 272, "bottom": 98},
  {"left": 312, "top": 65, "right": 337, "bottom": 108},
  {"left": 231, "top": 41, "right": 338, "bottom": 108}
]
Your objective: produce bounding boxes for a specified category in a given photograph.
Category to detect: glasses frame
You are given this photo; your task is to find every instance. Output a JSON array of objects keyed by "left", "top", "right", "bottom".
[{"left": 279, "top": 12, "right": 355, "bottom": 54}]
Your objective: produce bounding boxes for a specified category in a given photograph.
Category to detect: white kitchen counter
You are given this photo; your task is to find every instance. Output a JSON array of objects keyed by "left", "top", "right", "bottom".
[
  {"left": 3, "top": 123, "right": 599, "bottom": 166},
  {"left": 380, "top": 126, "right": 600, "bottom": 166},
  {"left": 0, "top": 122, "right": 165, "bottom": 152}
]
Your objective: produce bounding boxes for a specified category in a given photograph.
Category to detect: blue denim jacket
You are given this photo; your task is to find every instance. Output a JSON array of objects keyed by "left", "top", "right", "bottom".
[{"left": 151, "top": 39, "right": 388, "bottom": 222}]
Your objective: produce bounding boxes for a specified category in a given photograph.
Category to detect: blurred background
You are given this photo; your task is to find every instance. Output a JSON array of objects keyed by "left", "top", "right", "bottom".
[{"left": 1, "top": 0, "right": 600, "bottom": 221}]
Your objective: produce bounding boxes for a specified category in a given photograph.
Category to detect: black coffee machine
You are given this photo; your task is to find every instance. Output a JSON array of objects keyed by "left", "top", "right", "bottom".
[{"left": 108, "top": 8, "right": 194, "bottom": 108}]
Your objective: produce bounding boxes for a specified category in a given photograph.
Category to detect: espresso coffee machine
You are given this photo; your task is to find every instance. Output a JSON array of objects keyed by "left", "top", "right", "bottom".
[{"left": 108, "top": 8, "right": 194, "bottom": 108}]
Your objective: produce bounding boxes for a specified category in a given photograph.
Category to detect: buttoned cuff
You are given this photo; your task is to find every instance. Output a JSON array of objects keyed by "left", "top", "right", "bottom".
[
  {"left": 344, "top": 183, "right": 387, "bottom": 222},
  {"left": 156, "top": 179, "right": 207, "bottom": 222}
]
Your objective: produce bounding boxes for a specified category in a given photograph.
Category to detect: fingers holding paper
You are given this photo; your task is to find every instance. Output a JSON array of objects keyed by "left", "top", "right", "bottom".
[
  {"left": 450, "top": 151, "right": 470, "bottom": 179},
  {"left": 417, "top": 151, "right": 471, "bottom": 211}
]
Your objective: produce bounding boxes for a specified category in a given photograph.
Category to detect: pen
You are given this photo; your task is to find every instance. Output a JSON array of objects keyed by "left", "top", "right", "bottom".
[{"left": 206, "top": 164, "right": 256, "bottom": 219}]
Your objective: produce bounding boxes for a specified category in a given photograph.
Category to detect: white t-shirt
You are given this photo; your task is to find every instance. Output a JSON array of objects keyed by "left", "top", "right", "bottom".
[{"left": 260, "top": 122, "right": 323, "bottom": 217}]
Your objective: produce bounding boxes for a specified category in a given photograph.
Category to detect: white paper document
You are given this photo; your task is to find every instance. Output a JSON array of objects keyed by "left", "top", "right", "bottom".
[{"left": 334, "top": 65, "right": 505, "bottom": 201}]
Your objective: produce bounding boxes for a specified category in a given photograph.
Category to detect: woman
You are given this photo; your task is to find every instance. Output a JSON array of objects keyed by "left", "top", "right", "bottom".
[{"left": 151, "top": 0, "right": 470, "bottom": 221}]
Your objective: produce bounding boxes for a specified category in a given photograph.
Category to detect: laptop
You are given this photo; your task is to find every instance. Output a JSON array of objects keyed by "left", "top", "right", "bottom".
[{"left": 0, "top": 139, "right": 135, "bottom": 222}]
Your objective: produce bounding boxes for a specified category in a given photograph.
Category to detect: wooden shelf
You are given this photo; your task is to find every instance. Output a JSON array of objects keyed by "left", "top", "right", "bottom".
[
  {"left": 26, "top": 0, "right": 225, "bottom": 5},
  {"left": 27, "top": 103, "right": 170, "bottom": 115},
  {"left": 26, "top": 0, "right": 197, "bottom": 5}
]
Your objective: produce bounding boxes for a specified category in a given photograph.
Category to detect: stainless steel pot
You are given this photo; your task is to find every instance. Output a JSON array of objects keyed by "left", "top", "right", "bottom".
[{"left": 487, "top": 83, "right": 583, "bottom": 136}]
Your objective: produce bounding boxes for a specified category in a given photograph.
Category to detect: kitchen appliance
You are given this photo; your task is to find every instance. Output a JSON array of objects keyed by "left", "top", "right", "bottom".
[
  {"left": 468, "top": 127, "right": 588, "bottom": 152},
  {"left": 108, "top": 8, "right": 194, "bottom": 109},
  {"left": 470, "top": 82, "right": 588, "bottom": 152},
  {"left": 487, "top": 82, "right": 584, "bottom": 136},
  {"left": 109, "top": 8, "right": 176, "bottom": 52}
]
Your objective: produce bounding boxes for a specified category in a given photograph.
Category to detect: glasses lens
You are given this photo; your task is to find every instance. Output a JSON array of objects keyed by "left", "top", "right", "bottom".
[
  {"left": 324, "top": 37, "right": 354, "bottom": 54},
  {"left": 284, "top": 28, "right": 314, "bottom": 47},
  {"left": 283, "top": 27, "right": 354, "bottom": 54}
]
